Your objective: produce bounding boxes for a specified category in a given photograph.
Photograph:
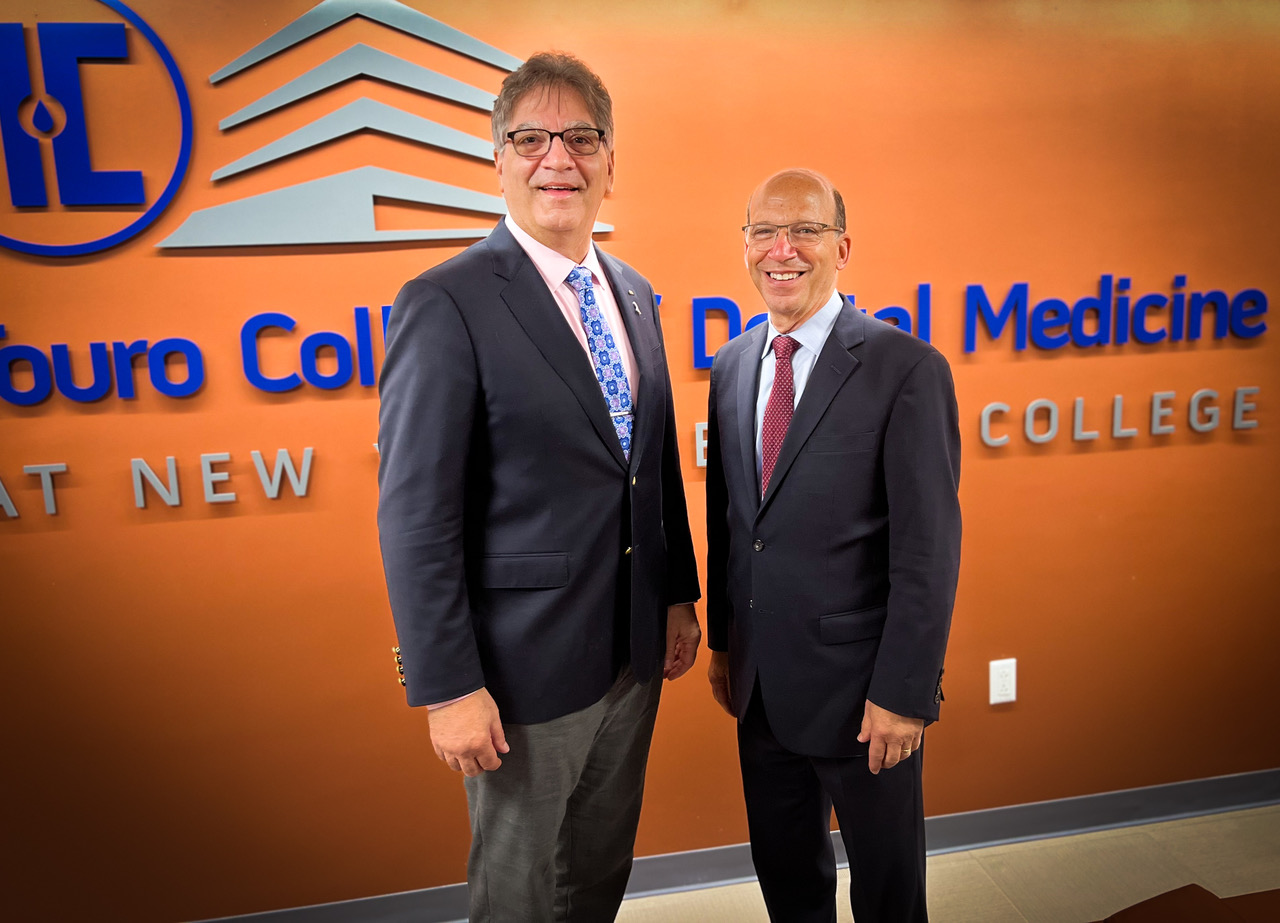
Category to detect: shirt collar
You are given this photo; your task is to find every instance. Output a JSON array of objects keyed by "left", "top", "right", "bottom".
[
  {"left": 761, "top": 289, "right": 844, "bottom": 359},
  {"left": 504, "top": 214, "right": 606, "bottom": 286}
]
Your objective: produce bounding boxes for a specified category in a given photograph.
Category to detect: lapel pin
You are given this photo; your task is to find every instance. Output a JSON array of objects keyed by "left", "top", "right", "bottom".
[
  {"left": 632, "top": 301, "right": 641, "bottom": 315},
  {"left": 627, "top": 289, "right": 635, "bottom": 295}
]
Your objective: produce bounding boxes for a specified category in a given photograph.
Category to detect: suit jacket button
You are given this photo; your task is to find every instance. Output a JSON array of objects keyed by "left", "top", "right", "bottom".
[{"left": 753, "top": 539, "right": 765, "bottom": 552}]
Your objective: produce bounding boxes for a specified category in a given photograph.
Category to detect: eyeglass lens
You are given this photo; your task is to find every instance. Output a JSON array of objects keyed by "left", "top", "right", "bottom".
[
  {"left": 745, "top": 224, "right": 834, "bottom": 248},
  {"left": 509, "top": 129, "right": 602, "bottom": 156}
]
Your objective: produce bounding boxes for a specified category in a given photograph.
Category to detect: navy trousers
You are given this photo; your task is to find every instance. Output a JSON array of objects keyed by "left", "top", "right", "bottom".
[{"left": 738, "top": 682, "right": 929, "bottom": 923}]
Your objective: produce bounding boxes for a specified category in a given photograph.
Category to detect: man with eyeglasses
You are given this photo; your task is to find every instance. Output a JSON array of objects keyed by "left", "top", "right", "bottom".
[
  {"left": 705, "top": 169, "right": 961, "bottom": 922},
  {"left": 377, "top": 53, "right": 701, "bottom": 921}
]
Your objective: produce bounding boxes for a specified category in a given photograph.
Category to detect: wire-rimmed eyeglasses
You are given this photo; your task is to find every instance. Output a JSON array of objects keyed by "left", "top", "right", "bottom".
[{"left": 742, "top": 222, "right": 844, "bottom": 250}]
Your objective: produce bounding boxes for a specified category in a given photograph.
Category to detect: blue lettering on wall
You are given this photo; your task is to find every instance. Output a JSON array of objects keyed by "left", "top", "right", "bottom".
[
  {"left": 0, "top": 325, "right": 53, "bottom": 405},
  {"left": 965, "top": 282, "right": 1029, "bottom": 352},
  {"left": 0, "top": 0, "right": 194, "bottom": 257},
  {"left": 241, "top": 313, "right": 303, "bottom": 392},
  {"left": 692, "top": 297, "right": 759, "bottom": 369},
  {"left": 240, "top": 308, "right": 388, "bottom": 392},
  {"left": 36, "top": 22, "right": 146, "bottom": 206},
  {"left": 148, "top": 338, "right": 204, "bottom": 397},
  {"left": 964, "top": 276, "right": 1268, "bottom": 352},
  {"left": 692, "top": 285, "right": 933, "bottom": 369},
  {"left": 0, "top": 324, "right": 205, "bottom": 405}
]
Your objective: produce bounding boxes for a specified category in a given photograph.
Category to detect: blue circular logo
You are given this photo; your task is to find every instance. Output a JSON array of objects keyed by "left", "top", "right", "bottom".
[{"left": 0, "top": 0, "right": 193, "bottom": 257}]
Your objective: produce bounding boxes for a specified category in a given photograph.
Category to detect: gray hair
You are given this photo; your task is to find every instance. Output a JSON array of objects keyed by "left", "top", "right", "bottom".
[
  {"left": 831, "top": 187, "right": 846, "bottom": 232},
  {"left": 491, "top": 52, "right": 614, "bottom": 152}
]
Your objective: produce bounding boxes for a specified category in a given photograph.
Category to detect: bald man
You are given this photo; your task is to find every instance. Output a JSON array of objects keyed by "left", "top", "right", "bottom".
[{"left": 704, "top": 169, "right": 961, "bottom": 922}]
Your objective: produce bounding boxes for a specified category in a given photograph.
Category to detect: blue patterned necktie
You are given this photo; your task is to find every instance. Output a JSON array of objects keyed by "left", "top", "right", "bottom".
[{"left": 566, "top": 265, "right": 633, "bottom": 460}]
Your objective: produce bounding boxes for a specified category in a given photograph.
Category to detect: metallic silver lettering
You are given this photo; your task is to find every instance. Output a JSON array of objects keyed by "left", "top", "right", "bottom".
[
  {"left": 132, "top": 457, "right": 180, "bottom": 508},
  {"left": 23, "top": 463, "right": 67, "bottom": 514},
  {"left": 250, "top": 448, "right": 313, "bottom": 498},
  {"left": 1112, "top": 395, "right": 1138, "bottom": 438},
  {"left": 1189, "top": 389, "right": 1219, "bottom": 432},
  {"left": 1233, "top": 387, "right": 1260, "bottom": 430},
  {"left": 201, "top": 452, "right": 237, "bottom": 503},
  {"left": 1024, "top": 399, "right": 1059, "bottom": 444},
  {"left": 1072, "top": 397, "right": 1099, "bottom": 441},
  {"left": 980, "top": 402, "right": 1010, "bottom": 447},
  {"left": 1151, "top": 391, "right": 1176, "bottom": 435}
]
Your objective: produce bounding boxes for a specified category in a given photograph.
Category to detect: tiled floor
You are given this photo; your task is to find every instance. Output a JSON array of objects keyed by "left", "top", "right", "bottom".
[{"left": 616, "top": 804, "right": 1280, "bottom": 922}]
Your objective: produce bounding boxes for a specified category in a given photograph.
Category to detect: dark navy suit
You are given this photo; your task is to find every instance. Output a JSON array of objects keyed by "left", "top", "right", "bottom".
[
  {"left": 706, "top": 298, "right": 961, "bottom": 922},
  {"left": 378, "top": 218, "right": 700, "bottom": 723}
]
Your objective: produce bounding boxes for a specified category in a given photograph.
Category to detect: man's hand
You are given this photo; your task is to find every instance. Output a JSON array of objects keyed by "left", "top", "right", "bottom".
[
  {"left": 707, "top": 650, "right": 733, "bottom": 716},
  {"left": 427, "top": 688, "right": 509, "bottom": 777},
  {"left": 663, "top": 603, "right": 702, "bottom": 680},
  {"left": 857, "top": 699, "right": 924, "bottom": 774}
]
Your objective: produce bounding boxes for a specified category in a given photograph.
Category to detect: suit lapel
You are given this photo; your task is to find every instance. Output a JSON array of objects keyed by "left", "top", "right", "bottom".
[
  {"left": 734, "top": 324, "right": 767, "bottom": 503},
  {"left": 490, "top": 223, "right": 629, "bottom": 470},
  {"left": 598, "top": 251, "right": 658, "bottom": 472},
  {"left": 758, "top": 299, "right": 865, "bottom": 520}
]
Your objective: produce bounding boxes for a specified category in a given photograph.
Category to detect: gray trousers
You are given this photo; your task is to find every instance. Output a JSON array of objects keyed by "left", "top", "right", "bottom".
[{"left": 463, "top": 667, "right": 662, "bottom": 923}]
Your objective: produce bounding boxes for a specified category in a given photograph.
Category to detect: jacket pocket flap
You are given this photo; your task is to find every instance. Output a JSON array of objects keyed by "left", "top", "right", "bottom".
[
  {"left": 480, "top": 553, "right": 570, "bottom": 588},
  {"left": 819, "top": 605, "right": 886, "bottom": 644}
]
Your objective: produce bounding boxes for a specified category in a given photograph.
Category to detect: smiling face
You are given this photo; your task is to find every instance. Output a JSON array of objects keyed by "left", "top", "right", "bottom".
[
  {"left": 494, "top": 85, "right": 615, "bottom": 261},
  {"left": 745, "top": 171, "right": 851, "bottom": 333}
]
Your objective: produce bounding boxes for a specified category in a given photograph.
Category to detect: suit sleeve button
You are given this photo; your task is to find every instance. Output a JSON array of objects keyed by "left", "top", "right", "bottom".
[{"left": 752, "top": 539, "right": 764, "bottom": 552}]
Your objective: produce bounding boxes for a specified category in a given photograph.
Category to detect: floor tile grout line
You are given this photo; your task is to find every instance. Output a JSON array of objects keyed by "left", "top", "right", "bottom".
[
  {"left": 618, "top": 807, "right": 1279, "bottom": 923},
  {"left": 968, "top": 846, "right": 1038, "bottom": 921},
  {"left": 956, "top": 851, "right": 1033, "bottom": 923},
  {"left": 1130, "top": 827, "right": 1216, "bottom": 894},
  {"left": 962, "top": 811, "right": 1276, "bottom": 923}
]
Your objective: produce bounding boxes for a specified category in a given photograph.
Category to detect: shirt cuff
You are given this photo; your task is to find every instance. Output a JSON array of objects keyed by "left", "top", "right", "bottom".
[{"left": 427, "top": 690, "right": 481, "bottom": 710}]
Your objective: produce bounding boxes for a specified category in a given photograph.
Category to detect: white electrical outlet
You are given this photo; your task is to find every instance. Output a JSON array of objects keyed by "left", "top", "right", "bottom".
[{"left": 989, "top": 658, "right": 1017, "bottom": 705}]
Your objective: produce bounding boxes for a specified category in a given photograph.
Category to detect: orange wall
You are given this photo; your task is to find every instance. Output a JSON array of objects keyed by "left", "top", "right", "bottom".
[{"left": 2, "top": 2, "right": 1278, "bottom": 920}]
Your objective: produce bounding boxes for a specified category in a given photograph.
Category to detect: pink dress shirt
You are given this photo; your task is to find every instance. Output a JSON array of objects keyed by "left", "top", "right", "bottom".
[{"left": 502, "top": 215, "right": 640, "bottom": 390}]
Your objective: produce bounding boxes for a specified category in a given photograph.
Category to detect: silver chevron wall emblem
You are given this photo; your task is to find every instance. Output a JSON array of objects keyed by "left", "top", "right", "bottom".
[{"left": 159, "top": 0, "right": 611, "bottom": 250}]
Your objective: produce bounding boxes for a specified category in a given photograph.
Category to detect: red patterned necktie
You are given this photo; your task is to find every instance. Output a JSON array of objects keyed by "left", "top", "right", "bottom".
[{"left": 761, "top": 335, "right": 798, "bottom": 497}]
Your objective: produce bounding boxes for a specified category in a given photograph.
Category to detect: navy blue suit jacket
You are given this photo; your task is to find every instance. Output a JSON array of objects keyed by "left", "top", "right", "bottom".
[
  {"left": 378, "top": 221, "right": 700, "bottom": 725},
  {"left": 706, "top": 299, "right": 961, "bottom": 757}
]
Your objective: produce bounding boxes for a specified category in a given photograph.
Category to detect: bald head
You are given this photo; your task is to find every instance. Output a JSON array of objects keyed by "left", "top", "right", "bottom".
[
  {"left": 742, "top": 167, "right": 852, "bottom": 333},
  {"left": 746, "top": 169, "right": 845, "bottom": 232}
]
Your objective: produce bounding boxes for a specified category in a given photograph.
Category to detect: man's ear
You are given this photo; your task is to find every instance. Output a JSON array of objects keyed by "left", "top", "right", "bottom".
[{"left": 835, "top": 233, "right": 852, "bottom": 271}]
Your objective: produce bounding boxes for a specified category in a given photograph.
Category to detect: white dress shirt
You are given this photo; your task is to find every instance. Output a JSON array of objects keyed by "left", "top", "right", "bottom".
[{"left": 754, "top": 289, "right": 844, "bottom": 481}]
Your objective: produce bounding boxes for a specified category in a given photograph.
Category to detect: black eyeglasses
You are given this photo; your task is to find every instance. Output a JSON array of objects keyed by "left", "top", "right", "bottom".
[{"left": 505, "top": 128, "right": 606, "bottom": 157}]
